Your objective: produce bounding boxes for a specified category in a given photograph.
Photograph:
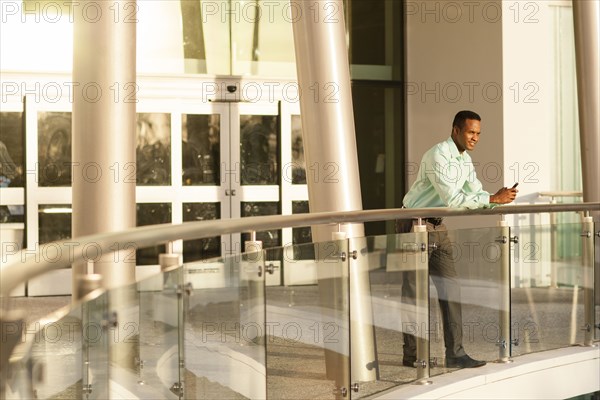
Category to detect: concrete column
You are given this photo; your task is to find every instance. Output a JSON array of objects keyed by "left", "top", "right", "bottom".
[
  {"left": 573, "top": 0, "right": 600, "bottom": 308},
  {"left": 290, "top": 0, "right": 377, "bottom": 385},
  {"left": 573, "top": 0, "right": 600, "bottom": 209},
  {"left": 72, "top": 0, "right": 137, "bottom": 297}
]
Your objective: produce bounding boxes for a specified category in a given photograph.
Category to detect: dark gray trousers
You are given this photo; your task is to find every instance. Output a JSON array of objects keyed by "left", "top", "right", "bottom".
[{"left": 396, "top": 219, "right": 467, "bottom": 359}]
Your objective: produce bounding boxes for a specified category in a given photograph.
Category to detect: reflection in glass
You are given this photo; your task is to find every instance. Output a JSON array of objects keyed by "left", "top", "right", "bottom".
[
  {"left": 240, "top": 115, "right": 278, "bottom": 185},
  {"left": 22, "top": 292, "right": 109, "bottom": 399},
  {"left": 511, "top": 223, "right": 585, "bottom": 356},
  {"left": 116, "top": 268, "right": 181, "bottom": 398},
  {"left": 0, "top": 204, "right": 24, "bottom": 224},
  {"left": 352, "top": 83, "right": 404, "bottom": 236},
  {"left": 265, "top": 240, "right": 350, "bottom": 399},
  {"left": 0, "top": 112, "right": 25, "bottom": 223},
  {"left": 290, "top": 115, "right": 306, "bottom": 184},
  {"left": 38, "top": 204, "right": 71, "bottom": 244},
  {"left": 184, "top": 251, "right": 266, "bottom": 398},
  {"left": 182, "top": 114, "right": 220, "bottom": 186},
  {"left": 367, "top": 232, "right": 425, "bottom": 388},
  {"left": 136, "top": 203, "right": 172, "bottom": 265},
  {"left": 292, "top": 201, "right": 313, "bottom": 260},
  {"left": 136, "top": 113, "right": 171, "bottom": 186},
  {"left": 183, "top": 202, "right": 221, "bottom": 262},
  {"left": 82, "top": 292, "right": 110, "bottom": 400},
  {"left": 427, "top": 227, "right": 502, "bottom": 376},
  {"left": 0, "top": 112, "right": 24, "bottom": 187},
  {"left": 38, "top": 112, "right": 72, "bottom": 187},
  {"left": 241, "top": 202, "right": 280, "bottom": 250}
]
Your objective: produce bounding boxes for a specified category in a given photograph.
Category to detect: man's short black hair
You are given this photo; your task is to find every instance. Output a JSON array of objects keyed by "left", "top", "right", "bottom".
[{"left": 452, "top": 110, "right": 481, "bottom": 130}]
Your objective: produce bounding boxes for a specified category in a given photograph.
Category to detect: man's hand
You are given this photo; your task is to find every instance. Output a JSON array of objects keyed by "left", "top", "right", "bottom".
[{"left": 490, "top": 186, "right": 518, "bottom": 204}]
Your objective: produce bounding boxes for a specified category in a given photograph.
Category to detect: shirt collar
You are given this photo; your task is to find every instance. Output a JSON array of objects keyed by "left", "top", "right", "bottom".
[
  {"left": 446, "top": 137, "right": 461, "bottom": 158},
  {"left": 446, "top": 136, "right": 472, "bottom": 162}
]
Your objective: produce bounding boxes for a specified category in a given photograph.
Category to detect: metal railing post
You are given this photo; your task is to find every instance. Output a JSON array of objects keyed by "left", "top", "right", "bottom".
[
  {"left": 243, "top": 232, "right": 267, "bottom": 400},
  {"left": 158, "top": 248, "right": 185, "bottom": 398},
  {"left": 581, "top": 215, "right": 595, "bottom": 347},
  {"left": 550, "top": 197, "right": 559, "bottom": 288},
  {"left": 496, "top": 219, "right": 514, "bottom": 362},
  {"left": 348, "top": 233, "right": 378, "bottom": 392},
  {"left": 159, "top": 253, "right": 181, "bottom": 273},
  {"left": 316, "top": 235, "right": 351, "bottom": 397},
  {"left": 413, "top": 222, "right": 431, "bottom": 384}
]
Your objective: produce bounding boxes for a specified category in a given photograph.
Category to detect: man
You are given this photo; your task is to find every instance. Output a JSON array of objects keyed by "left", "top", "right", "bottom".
[{"left": 399, "top": 110, "right": 517, "bottom": 369}]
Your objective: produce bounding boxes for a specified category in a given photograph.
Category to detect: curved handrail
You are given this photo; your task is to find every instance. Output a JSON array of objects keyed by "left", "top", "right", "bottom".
[
  {"left": 1, "top": 202, "right": 599, "bottom": 297},
  {"left": 539, "top": 191, "right": 583, "bottom": 197}
]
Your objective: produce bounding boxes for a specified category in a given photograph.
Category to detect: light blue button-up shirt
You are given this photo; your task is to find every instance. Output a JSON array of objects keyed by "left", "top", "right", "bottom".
[{"left": 403, "top": 137, "right": 492, "bottom": 209}]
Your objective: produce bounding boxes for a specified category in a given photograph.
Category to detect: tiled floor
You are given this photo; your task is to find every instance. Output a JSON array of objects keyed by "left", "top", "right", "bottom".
[{"left": 1, "top": 295, "right": 71, "bottom": 325}]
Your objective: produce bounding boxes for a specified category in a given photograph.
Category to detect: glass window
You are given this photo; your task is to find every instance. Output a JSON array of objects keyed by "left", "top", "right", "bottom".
[
  {"left": 291, "top": 200, "right": 311, "bottom": 244},
  {"left": 1, "top": 1, "right": 74, "bottom": 72},
  {"left": 182, "top": 114, "right": 220, "bottom": 186},
  {"left": 136, "top": 113, "right": 171, "bottom": 186},
  {"left": 136, "top": 203, "right": 171, "bottom": 265},
  {"left": 2, "top": 1, "right": 299, "bottom": 77},
  {"left": 182, "top": 202, "right": 221, "bottom": 262},
  {"left": 179, "top": 0, "right": 208, "bottom": 73},
  {"left": 38, "top": 112, "right": 72, "bottom": 187},
  {"left": 241, "top": 201, "right": 280, "bottom": 251},
  {"left": 347, "top": 0, "right": 403, "bottom": 80},
  {"left": 38, "top": 204, "right": 71, "bottom": 244},
  {"left": 290, "top": 115, "right": 306, "bottom": 185},
  {"left": 0, "top": 205, "right": 24, "bottom": 224},
  {"left": 230, "top": 0, "right": 296, "bottom": 77},
  {"left": 240, "top": 115, "right": 279, "bottom": 185},
  {"left": 0, "top": 112, "right": 24, "bottom": 188},
  {"left": 291, "top": 200, "right": 313, "bottom": 260},
  {"left": 352, "top": 84, "right": 404, "bottom": 236}
]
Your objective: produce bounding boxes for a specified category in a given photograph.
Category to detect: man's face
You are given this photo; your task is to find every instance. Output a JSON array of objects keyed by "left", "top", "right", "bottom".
[{"left": 452, "top": 119, "right": 481, "bottom": 153}]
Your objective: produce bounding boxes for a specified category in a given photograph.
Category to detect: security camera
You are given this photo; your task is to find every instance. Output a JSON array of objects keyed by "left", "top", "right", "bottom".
[{"left": 226, "top": 85, "right": 237, "bottom": 93}]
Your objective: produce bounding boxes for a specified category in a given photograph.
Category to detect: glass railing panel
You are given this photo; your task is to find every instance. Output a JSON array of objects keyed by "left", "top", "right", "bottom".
[
  {"left": 106, "top": 264, "right": 184, "bottom": 399},
  {"left": 82, "top": 291, "right": 110, "bottom": 399},
  {"left": 183, "top": 250, "right": 266, "bottom": 399},
  {"left": 511, "top": 222, "right": 586, "bottom": 356},
  {"left": 265, "top": 239, "right": 350, "bottom": 399},
  {"left": 6, "top": 291, "right": 110, "bottom": 399},
  {"left": 357, "top": 232, "right": 424, "bottom": 397},
  {"left": 427, "top": 226, "right": 503, "bottom": 374},
  {"left": 69, "top": 261, "right": 186, "bottom": 400}
]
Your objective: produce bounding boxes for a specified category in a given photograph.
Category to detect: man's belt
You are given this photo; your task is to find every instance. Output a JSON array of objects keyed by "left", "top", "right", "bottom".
[
  {"left": 422, "top": 217, "right": 444, "bottom": 226},
  {"left": 425, "top": 218, "right": 444, "bottom": 226},
  {"left": 402, "top": 206, "right": 443, "bottom": 226}
]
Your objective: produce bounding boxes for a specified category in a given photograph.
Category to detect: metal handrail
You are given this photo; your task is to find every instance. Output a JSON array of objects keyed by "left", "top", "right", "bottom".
[
  {"left": 539, "top": 191, "right": 583, "bottom": 198},
  {"left": 1, "top": 202, "right": 599, "bottom": 297}
]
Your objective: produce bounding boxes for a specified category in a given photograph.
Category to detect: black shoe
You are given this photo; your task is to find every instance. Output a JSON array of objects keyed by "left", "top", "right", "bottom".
[
  {"left": 402, "top": 356, "right": 416, "bottom": 368},
  {"left": 446, "top": 355, "right": 486, "bottom": 368}
]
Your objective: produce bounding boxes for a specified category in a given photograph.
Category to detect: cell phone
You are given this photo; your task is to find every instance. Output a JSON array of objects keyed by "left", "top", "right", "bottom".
[{"left": 511, "top": 182, "right": 519, "bottom": 189}]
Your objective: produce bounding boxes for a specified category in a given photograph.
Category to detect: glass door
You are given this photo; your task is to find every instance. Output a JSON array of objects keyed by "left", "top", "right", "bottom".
[
  {"left": 18, "top": 90, "right": 307, "bottom": 294},
  {"left": 179, "top": 101, "right": 230, "bottom": 263},
  {"left": 229, "top": 102, "right": 281, "bottom": 254}
]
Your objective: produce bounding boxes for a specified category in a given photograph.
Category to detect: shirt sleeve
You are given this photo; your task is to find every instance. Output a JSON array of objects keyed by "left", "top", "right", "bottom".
[{"left": 426, "top": 149, "right": 491, "bottom": 209}]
